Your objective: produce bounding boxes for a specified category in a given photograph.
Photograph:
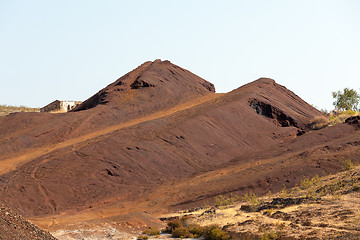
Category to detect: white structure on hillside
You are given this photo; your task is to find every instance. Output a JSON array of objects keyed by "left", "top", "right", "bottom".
[{"left": 40, "top": 100, "right": 82, "bottom": 113}]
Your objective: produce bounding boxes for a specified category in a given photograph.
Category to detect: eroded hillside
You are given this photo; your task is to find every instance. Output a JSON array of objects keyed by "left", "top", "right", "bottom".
[{"left": 0, "top": 60, "right": 358, "bottom": 239}]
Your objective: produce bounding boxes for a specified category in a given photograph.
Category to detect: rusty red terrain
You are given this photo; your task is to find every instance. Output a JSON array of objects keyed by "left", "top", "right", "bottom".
[{"left": 0, "top": 60, "right": 359, "bottom": 233}]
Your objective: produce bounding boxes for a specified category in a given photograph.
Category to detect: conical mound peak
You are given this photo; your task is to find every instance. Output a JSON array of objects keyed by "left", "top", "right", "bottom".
[{"left": 73, "top": 60, "right": 215, "bottom": 111}]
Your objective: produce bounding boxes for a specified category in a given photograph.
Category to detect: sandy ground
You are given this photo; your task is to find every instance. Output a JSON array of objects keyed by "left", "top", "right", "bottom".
[
  {"left": 48, "top": 166, "right": 360, "bottom": 239},
  {"left": 160, "top": 167, "right": 360, "bottom": 240}
]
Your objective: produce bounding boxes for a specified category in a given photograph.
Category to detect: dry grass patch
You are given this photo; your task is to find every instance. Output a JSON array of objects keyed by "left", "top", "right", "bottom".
[
  {"left": 328, "top": 110, "right": 359, "bottom": 126},
  {"left": 308, "top": 110, "right": 359, "bottom": 130},
  {"left": 308, "top": 116, "right": 329, "bottom": 130},
  {"left": 0, "top": 104, "right": 39, "bottom": 116},
  {"left": 162, "top": 164, "right": 360, "bottom": 239}
]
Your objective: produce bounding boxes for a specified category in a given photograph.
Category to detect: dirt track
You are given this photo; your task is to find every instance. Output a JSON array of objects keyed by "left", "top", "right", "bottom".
[{"left": 0, "top": 93, "right": 222, "bottom": 175}]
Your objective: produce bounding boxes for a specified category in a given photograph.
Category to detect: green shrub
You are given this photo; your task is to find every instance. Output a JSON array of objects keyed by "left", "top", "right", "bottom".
[
  {"left": 142, "top": 227, "right": 160, "bottom": 236},
  {"left": 242, "top": 192, "right": 261, "bottom": 211},
  {"left": 172, "top": 226, "right": 191, "bottom": 238},
  {"left": 165, "top": 219, "right": 182, "bottom": 233},
  {"left": 214, "top": 194, "right": 241, "bottom": 207},
  {"left": 279, "top": 185, "right": 289, "bottom": 198},
  {"left": 165, "top": 218, "right": 229, "bottom": 240},
  {"left": 342, "top": 159, "right": 354, "bottom": 171},
  {"left": 328, "top": 110, "right": 359, "bottom": 126},
  {"left": 261, "top": 231, "right": 279, "bottom": 240},
  {"left": 204, "top": 225, "right": 229, "bottom": 240},
  {"left": 188, "top": 224, "right": 205, "bottom": 238},
  {"left": 332, "top": 88, "right": 360, "bottom": 111},
  {"left": 300, "top": 175, "right": 319, "bottom": 190}
]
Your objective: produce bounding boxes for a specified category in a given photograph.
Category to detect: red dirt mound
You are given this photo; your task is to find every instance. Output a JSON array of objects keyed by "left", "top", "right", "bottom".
[
  {"left": 73, "top": 59, "right": 215, "bottom": 112},
  {"left": 0, "top": 60, "right": 358, "bottom": 233}
]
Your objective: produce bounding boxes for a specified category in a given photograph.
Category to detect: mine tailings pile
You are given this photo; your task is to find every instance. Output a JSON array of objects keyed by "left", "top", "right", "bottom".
[{"left": 0, "top": 59, "right": 359, "bottom": 234}]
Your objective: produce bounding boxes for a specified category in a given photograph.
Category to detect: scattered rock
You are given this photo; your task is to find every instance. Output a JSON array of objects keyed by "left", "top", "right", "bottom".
[
  {"left": 241, "top": 197, "right": 320, "bottom": 212},
  {"left": 271, "top": 211, "right": 292, "bottom": 221},
  {"left": 237, "top": 220, "right": 254, "bottom": 226},
  {"left": 0, "top": 204, "right": 56, "bottom": 240},
  {"left": 345, "top": 116, "right": 360, "bottom": 125}
]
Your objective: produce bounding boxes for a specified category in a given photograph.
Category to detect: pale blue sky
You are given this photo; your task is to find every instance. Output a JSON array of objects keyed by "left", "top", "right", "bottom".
[{"left": 1, "top": 1, "right": 359, "bottom": 111}]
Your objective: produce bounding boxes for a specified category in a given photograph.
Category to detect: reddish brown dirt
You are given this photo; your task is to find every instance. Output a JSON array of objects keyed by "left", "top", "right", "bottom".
[
  {"left": 0, "top": 203, "right": 55, "bottom": 240},
  {"left": 0, "top": 60, "right": 359, "bottom": 233}
]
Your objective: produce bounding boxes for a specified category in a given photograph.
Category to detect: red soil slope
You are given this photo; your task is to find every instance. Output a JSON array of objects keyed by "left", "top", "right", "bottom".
[
  {"left": 0, "top": 203, "right": 55, "bottom": 240},
  {"left": 0, "top": 60, "right": 214, "bottom": 163},
  {"left": 0, "top": 60, "right": 358, "bottom": 232}
]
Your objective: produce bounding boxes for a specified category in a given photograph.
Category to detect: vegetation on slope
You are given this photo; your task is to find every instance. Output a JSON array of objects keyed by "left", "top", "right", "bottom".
[
  {"left": 308, "top": 87, "right": 359, "bottom": 130},
  {"left": 162, "top": 161, "right": 360, "bottom": 239},
  {"left": 332, "top": 88, "right": 360, "bottom": 111},
  {"left": 308, "top": 110, "right": 359, "bottom": 130},
  {"left": 0, "top": 105, "right": 39, "bottom": 116}
]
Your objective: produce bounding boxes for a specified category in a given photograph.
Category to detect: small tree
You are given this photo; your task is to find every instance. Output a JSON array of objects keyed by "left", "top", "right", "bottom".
[{"left": 332, "top": 88, "right": 360, "bottom": 111}]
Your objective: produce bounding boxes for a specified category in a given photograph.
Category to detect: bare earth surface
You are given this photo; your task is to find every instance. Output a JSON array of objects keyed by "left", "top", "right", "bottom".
[
  {"left": 0, "top": 60, "right": 359, "bottom": 239},
  {"left": 161, "top": 165, "right": 360, "bottom": 240},
  {"left": 0, "top": 204, "right": 55, "bottom": 240}
]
